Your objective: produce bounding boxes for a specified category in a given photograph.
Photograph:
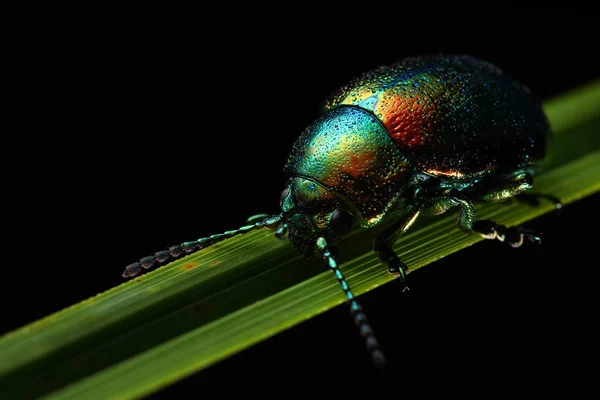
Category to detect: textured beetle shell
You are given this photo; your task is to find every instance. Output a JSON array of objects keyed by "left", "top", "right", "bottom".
[
  {"left": 326, "top": 55, "right": 550, "bottom": 179},
  {"left": 285, "top": 107, "right": 410, "bottom": 225}
]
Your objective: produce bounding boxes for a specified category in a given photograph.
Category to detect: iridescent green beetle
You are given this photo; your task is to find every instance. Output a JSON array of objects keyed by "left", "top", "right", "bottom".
[{"left": 123, "top": 55, "right": 560, "bottom": 367}]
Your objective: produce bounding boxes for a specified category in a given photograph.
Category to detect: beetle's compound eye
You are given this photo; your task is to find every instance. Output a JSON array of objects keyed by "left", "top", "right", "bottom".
[
  {"left": 329, "top": 209, "right": 354, "bottom": 235},
  {"left": 280, "top": 188, "right": 290, "bottom": 207}
]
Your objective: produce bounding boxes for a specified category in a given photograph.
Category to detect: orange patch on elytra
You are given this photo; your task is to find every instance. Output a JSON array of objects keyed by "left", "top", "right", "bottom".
[
  {"left": 378, "top": 94, "right": 434, "bottom": 149},
  {"left": 209, "top": 260, "right": 221, "bottom": 267}
]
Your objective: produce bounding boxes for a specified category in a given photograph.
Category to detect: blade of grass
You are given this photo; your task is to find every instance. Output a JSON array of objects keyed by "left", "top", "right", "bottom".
[
  {"left": 1, "top": 79, "right": 599, "bottom": 399},
  {"left": 46, "top": 150, "right": 600, "bottom": 400}
]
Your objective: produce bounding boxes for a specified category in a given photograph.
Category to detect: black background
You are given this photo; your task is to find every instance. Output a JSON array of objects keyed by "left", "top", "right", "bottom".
[{"left": 6, "top": 7, "right": 599, "bottom": 397}]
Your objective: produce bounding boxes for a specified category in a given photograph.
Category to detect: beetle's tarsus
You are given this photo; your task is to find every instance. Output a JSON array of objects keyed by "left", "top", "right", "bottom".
[
  {"left": 472, "top": 220, "right": 542, "bottom": 247},
  {"left": 387, "top": 258, "right": 408, "bottom": 277}
]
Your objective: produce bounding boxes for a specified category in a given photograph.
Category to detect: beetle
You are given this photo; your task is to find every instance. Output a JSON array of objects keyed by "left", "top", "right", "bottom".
[{"left": 123, "top": 54, "right": 560, "bottom": 367}]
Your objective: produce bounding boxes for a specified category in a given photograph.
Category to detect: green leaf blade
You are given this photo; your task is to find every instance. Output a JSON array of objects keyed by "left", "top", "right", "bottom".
[{"left": 46, "top": 149, "right": 600, "bottom": 400}]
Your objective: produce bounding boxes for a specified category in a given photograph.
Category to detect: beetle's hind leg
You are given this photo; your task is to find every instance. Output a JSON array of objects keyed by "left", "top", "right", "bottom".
[
  {"left": 449, "top": 188, "right": 543, "bottom": 248},
  {"left": 475, "top": 171, "right": 563, "bottom": 209},
  {"left": 463, "top": 171, "right": 562, "bottom": 246}
]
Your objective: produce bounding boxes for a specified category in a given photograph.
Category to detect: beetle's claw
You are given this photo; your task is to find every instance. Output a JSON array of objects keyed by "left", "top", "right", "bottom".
[
  {"left": 506, "top": 233, "right": 524, "bottom": 248},
  {"left": 503, "top": 227, "right": 542, "bottom": 247}
]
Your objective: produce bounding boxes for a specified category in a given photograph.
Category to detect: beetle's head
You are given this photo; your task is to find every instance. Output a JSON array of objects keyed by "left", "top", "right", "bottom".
[{"left": 279, "top": 177, "right": 355, "bottom": 256}]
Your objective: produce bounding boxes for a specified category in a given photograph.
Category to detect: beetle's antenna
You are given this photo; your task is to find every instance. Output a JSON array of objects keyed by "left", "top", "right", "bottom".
[
  {"left": 122, "top": 215, "right": 283, "bottom": 278},
  {"left": 316, "top": 237, "right": 386, "bottom": 368}
]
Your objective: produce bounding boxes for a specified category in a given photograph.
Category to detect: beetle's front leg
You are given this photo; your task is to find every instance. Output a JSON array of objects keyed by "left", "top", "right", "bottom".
[
  {"left": 373, "top": 205, "right": 423, "bottom": 291},
  {"left": 372, "top": 189, "right": 459, "bottom": 289}
]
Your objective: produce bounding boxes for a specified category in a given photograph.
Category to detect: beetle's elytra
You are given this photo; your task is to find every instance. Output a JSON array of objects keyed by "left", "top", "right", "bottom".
[{"left": 123, "top": 54, "right": 560, "bottom": 367}]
